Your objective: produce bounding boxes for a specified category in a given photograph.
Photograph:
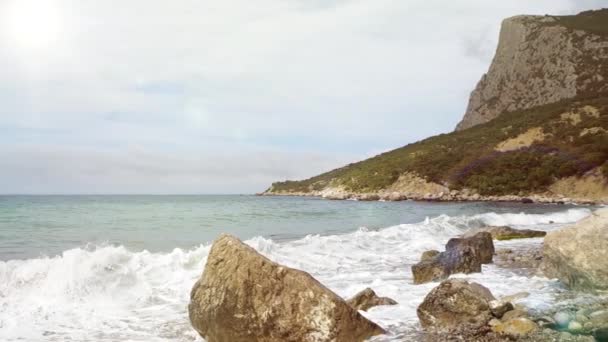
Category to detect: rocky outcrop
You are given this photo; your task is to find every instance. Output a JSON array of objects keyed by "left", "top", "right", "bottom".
[
  {"left": 412, "top": 232, "right": 494, "bottom": 284},
  {"left": 463, "top": 226, "right": 546, "bottom": 240},
  {"left": 542, "top": 208, "right": 608, "bottom": 290},
  {"left": 417, "top": 279, "right": 496, "bottom": 333},
  {"left": 188, "top": 234, "right": 385, "bottom": 342},
  {"left": 346, "top": 288, "right": 397, "bottom": 312},
  {"left": 456, "top": 10, "right": 608, "bottom": 130}
]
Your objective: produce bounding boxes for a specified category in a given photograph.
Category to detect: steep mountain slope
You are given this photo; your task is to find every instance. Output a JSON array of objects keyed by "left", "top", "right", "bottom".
[
  {"left": 456, "top": 9, "right": 608, "bottom": 130},
  {"left": 264, "top": 10, "right": 608, "bottom": 203}
]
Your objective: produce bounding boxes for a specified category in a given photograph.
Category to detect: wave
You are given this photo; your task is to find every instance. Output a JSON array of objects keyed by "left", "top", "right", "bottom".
[{"left": 0, "top": 207, "right": 592, "bottom": 341}]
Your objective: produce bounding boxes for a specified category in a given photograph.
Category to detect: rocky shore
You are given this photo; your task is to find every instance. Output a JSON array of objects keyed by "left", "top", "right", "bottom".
[
  {"left": 188, "top": 208, "right": 608, "bottom": 341},
  {"left": 260, "top": 187, "right": 603, "bottom": 205}
]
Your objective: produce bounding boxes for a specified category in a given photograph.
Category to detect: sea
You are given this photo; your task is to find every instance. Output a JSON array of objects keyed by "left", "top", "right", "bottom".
[{"left": 0, "top": 195, "right": 598, "bottom": 341}]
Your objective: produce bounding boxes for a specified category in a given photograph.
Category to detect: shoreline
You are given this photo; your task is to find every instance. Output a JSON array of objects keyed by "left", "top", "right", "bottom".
[{"left": 258, "top": 191, "right": 603, "bottom": 206}]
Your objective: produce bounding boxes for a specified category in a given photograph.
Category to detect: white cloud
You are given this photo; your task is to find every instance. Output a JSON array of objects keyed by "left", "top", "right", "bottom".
[{"left": 0, "top": 0, "right": 603, "bottom": 193}]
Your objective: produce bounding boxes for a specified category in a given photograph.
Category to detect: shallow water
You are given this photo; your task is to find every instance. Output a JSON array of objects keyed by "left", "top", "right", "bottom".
[{"left": 0, "top": 195, "right": 597, "bottom": 341}]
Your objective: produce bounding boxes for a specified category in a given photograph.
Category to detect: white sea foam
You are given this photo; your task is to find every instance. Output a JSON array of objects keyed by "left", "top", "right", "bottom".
[{"left": 0, "top": 208, "right": 592, "bottom": 341}]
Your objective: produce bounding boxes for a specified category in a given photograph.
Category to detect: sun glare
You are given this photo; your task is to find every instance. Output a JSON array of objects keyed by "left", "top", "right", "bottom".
[{"left": 3, "top": 0, "right": 63, "bottom": 50}]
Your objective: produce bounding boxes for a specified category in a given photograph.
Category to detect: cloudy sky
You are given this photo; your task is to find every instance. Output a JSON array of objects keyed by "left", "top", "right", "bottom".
[{"left": 0, "top": 0, "right": 604, "bottom": 194}]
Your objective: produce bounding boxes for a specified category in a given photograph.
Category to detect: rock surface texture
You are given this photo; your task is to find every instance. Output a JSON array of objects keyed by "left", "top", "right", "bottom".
[
  {"left": 417, "top": 279, "right": 496, "bottom": 333},
  {"left": 188, "top": 234, "right": 385, "bottom": 342},
  {"left": 346, "top": 288, "right": 397, "bottom": 312},
  {"left": 542, "top": 208, "right": 608, "bottom": 290},
  {"left": 456, "top": 11, "right": 608, "bottom": 130},
  {"left": 412, "top": 232, "right": 494, "bottom": 284}
]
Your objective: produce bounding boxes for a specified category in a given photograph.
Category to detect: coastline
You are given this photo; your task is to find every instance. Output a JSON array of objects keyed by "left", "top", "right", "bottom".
[{"left": 259, "top": 190, "right": 604, "bottom": 206}]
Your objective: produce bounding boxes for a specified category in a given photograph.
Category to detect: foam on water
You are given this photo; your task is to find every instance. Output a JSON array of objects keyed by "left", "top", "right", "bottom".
[{"left": 0, "top": 208, "right": 593, "bottom": 341}]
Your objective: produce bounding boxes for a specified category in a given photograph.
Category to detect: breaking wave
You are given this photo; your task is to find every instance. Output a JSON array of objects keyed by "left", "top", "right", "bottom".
[{"left": 0, "top": 208, "right": 592, "bottom": 341}]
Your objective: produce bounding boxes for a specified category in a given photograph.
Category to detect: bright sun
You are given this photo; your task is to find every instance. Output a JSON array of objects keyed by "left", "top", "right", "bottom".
[{"left": 3, "top": 0, "right": 63, "bottom": 50}]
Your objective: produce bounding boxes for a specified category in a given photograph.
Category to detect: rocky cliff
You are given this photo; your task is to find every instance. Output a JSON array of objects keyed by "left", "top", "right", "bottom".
[
  {"left": 456, "top": 10, "right": 608, "bottom": 131},
  {"left": 264, "top": 9, "right": 608, "bottom": 203}
]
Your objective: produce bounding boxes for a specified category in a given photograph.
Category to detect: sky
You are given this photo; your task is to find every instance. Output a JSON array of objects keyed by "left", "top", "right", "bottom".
[{"left": 0, "top": 0, "right": 605, "bottom": 194}]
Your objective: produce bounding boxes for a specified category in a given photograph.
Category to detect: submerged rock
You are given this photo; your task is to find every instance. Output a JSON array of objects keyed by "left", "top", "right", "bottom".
[
  {"left": 417, "top": 279, "right": 496, "bottom": 333},
  {"left": 346, "top": 288, "right": 397, "bottom": 312},
  {"left": 412, "top": 232, "right": 494, "bottom": 284},
  {"left": 542, "top": 208, "right": 608, "bottom": 290},
  {"left": 464, "top": 226, "right": 546, "bottom": 240},
  {"left": 188, "top": 234, "right": 385, "bottom": 342}
]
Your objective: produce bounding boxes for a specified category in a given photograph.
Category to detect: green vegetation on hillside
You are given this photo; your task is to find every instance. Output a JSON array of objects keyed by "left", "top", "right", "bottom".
[
  {"left": 269, "top": 96, "right": 608, "bottom": 196},
  {"left": 550, "top": 9, "right": 608, "bottom": 36}
]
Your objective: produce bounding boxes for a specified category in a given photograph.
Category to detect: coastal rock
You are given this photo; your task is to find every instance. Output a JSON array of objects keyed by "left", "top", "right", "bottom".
[
  {"left": 542, "top": 208, "right": 608, "bottom": 290},
  {"left": 446, "top": 232, "right": 494, "bottom": 264},
  {"left": 417, "top": 279, "right": 495, "bottom": 333},
  {"left": 188, "top": 234, "right": 385, "bottom": 342},
  {"left": 412, "top": 246, "right": 481, "bottom": 284},
  {"left": 464, "top": 226, "right": 546, "bottom": 240},
  {"left": 346, "top": 288, "right": 397, "bottom": 312},
  {"left": 412, "top": 233, "right": 493, "bottom": 284}
]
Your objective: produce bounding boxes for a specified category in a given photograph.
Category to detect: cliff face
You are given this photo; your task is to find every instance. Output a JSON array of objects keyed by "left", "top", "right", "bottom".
[{"left": 456, "top": 11, "right": 608, "bottom": 131}]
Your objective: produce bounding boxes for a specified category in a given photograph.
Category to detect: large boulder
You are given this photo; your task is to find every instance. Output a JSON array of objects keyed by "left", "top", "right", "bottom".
[
  {"left": 189, "top": 234, "right": 385, "bottom": 342},
  {"left": 346, "top": 288, "right": 397, "bottom": 312},
  {"left": 464, "top": 226, "right": 546, "bottom": 241},
  {"left": 542, "top": 208, "right": 608, "bottom": 290},
  {"left": 411, "top": 232, "right": 494, "bottom": 284},
  {"left": 417, "top": 279, "right": 496, "bottom": 333}
]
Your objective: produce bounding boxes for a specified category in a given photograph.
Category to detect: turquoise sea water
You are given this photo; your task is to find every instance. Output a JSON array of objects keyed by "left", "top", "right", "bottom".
[
  {"left": 0, "top": 195, "right": 585, "bottom": 260},
  {"left": 0, "top": 195, "right": 597, "bottom": 341}
]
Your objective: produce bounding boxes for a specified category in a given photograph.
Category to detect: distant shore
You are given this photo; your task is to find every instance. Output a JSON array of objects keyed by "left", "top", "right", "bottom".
[{"left": 259, "top": 190, "right": 603, "bottom": 205}]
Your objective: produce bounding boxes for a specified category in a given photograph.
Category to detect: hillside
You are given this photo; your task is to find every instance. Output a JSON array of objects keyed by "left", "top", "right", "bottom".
[{"left": 264, "top": 10, "right": 608, "bottom": 203}]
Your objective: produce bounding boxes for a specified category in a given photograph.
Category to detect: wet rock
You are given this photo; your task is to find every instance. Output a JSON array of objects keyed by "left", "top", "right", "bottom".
[
  {"left": 417, "top": 279, "right": 495, "bottom": 333},
  {"left": 490, "top": 300, "right": 515, "bottom": 319},
  {"left": 188, "top": 234, "right": 385, "bottom": 342},
  {"left": 412, "top": 246, "right": 481, "bottom": 284},
  {"left": 521, "top": 198, "right": 534, "bottom": 204},
  {"left": 492, "top": 317, "right": 538, "bottom": 338},
  {"left": 464, "top": 226, "right": 546, "bottom": 240},
  {"left": 346, "top": 288, "right": 397, "bottom": 312},
  {"left": 446, "top": 232, "right": 495, "bottom": 264},
  {"left": 542, "top": 208, "right": 608, "bottom": 290},
  {"left": 420, "top": 250, "right": 441, "bottom": 262},
  {"left": 412, "top": 233, "right": 494, "bottom": 284}
]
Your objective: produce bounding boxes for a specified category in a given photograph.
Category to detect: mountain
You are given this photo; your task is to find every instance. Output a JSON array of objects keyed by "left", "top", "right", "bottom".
[
  {"left": 263, "top": 9, "right": 608, "bottom": 203},
  {"left": 457, "top": 9, "right": 608, "bottom": 131}
]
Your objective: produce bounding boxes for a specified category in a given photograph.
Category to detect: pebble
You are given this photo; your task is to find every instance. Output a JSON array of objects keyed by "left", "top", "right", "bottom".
[{"left": 555, "top": 311, "right": 572, "bottom": 327}]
